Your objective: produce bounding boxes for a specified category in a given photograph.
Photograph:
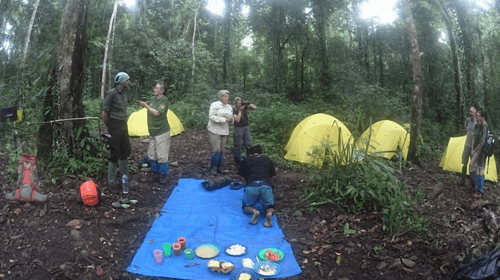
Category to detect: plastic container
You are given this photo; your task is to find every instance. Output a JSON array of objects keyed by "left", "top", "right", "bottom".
[
  {"left": 153, "top": 249, "right": 163, "bottom": 264},
  {"left": 177, "top": 237, "right": 186, "bottom": 250},
  {"left": 122, "top": 174, "right": 129, "bottom": 194},
  {"left": 184, "top": 248, "right": 194, "bottom": 260},
  {"left": 163, "top": 243, "right": 171, "bottom": 257},
  {"left": 172, "top": 242, "right": 182, "bottom": 256}
]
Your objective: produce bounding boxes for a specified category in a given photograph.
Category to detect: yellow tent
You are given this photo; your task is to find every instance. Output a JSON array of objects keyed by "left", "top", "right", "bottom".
[
  {"left": 439, "top": 135, "right": 497, "bottom": 182},
  {"left": 127, "top": 108, "right": 185, "bottom": 137},
  {"left": 357, "top": 120, "right": 410, "bottom": 160},
  {"left": 284, "top": 113, "right": 352, "bottom": 167}
]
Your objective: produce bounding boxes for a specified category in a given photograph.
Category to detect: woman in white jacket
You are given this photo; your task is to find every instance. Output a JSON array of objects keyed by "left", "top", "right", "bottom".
[{"left": 207, "top": 90, "right": 234, "bottom": 174}]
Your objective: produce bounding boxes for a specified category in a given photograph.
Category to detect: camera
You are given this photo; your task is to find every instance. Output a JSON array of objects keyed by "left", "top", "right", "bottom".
[{"left": 242, "top": 101, "right": 251, "bottom": 106}]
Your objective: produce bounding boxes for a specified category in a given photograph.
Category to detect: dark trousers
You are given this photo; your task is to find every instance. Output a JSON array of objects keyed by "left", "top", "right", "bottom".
[
  {"left": 234, "top": 126, "right": 252, "bottom": 165},
  {"left": 108, "top": 119, "right": 131, "bottom": 163}
]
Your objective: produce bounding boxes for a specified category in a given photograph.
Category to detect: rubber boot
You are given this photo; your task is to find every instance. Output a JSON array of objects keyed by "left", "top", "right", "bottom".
[
  {"left": 159, "top": 162, "right": 169, "bottom": 184},
  {"left": 210, "top": 152, "right": 218, "bottom": 175},
  {"left": 217, "top": 152, "right": 224, "bottom": 174},
  {"left": 477, "top": 175, "right": 484, "bottom": 195},
  {"left": 118, "top": 159, "right": 129, "bottom": 178},
  {"left": 461, "top": 165, "right": 467, "bottom": 186},
  {"left": 234, "top": 149, "right": 242, "bottom": 170},
  {"left": 150, "top": 161, "right": 160, "bottom": 183},
  {"left": 469, "top": 171, "right": 477, "bottom": 192},
  {"left": 107, "top": 161, "right": 119, "bottom": 194}
]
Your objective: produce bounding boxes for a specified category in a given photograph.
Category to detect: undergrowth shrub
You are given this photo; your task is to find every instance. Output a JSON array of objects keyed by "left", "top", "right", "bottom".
[
  {"left": 300, "top": 136, "right": 428, "bottom": 234},
  {"left": 249, "top": 102, "right": 309, "bottom": 163}
]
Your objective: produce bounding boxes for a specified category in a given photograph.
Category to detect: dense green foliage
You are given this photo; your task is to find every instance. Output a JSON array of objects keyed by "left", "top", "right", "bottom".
[
  {"left": 300, "top": 135, "right": 428, "bottom": 234},
  {"left": 0, "top": 0, "right": 498, "bottom": 230}
]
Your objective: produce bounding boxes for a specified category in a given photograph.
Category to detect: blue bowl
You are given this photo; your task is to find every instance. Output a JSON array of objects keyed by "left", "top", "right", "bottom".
[
  {"left": 230, "top": 267, "right": 258, "bottom": 280},
  {"left": 253, "top": 261, "right": 281, "bottom": 276}
]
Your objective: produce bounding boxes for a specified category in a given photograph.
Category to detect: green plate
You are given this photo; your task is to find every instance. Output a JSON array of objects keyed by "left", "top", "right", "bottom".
[
  {"left": 258, "top": 248, "right": 284, "bottom": 261},
  {"left": 195, "top": 244, "right": 220, "bottom": 258}
]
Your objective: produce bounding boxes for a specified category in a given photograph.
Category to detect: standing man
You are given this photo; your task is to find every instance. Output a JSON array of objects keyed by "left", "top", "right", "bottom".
[
  {"left": 238, "top": 145, "right": 277, "bottom": 227},
  {"left": 139, "top": 82, "right": 170, "bottom": 185},
  {"left": 232, "top": 97, "right": 257, "bottom": 169},
  {"left": 462, "top": 106, "right": 477, "bottom": 187},
  {"left": 102, "top": 72, "right": 131, "bottom": 194}
]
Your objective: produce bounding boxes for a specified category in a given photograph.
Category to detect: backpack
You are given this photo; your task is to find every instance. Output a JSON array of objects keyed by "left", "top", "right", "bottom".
[
  {"left": 482, "top": 127, "right": 495, "bottom": 157},
  {"left": 448, "top": 248, "right": 500, "bottom": 280}
]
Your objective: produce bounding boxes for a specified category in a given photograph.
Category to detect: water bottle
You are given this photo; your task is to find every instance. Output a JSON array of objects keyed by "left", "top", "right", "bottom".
[{"left": 122, "top": 174, "right": 129, "bottom": 194}]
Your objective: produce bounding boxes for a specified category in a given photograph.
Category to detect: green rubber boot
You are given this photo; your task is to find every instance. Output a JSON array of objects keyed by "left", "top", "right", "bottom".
[
  {"left": 107, "top": 161, "right": 118, "bottom": 194},
  {"left": 118, "top": 159, "right": 129, "bottom": 178}
]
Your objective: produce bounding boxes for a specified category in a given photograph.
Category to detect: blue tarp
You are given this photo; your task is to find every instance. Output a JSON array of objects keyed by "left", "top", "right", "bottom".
[{"left": 127, "top": 178, "right": 302, "bottom": 279}]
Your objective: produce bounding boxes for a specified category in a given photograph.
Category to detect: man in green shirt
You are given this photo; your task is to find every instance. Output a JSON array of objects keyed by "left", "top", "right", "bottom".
[
  {"left": 102, "top": 72, "right": 131, "bottom": 194},
  {"left": 139, "top": 82, "right": 171, "bottom": 184}
]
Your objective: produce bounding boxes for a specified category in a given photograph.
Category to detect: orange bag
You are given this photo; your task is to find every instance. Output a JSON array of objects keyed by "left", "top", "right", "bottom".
[{"left": 80, "top": 181, "right": 99, "bottom": 206}]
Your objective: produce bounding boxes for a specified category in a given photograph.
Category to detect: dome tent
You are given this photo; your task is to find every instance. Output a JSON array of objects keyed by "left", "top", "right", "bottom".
[
  {"left": 439, "top": 135, "right": 497, "bottom": 182},
  {"left": 284, "top": 113, "right": 353, "bottom": 167},
  {"left": 127, "top": 108, "right": 185, "bottom": 137}
]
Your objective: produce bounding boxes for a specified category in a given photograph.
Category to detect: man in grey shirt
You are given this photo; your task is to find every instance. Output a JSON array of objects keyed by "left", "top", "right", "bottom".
[{"left": 462, "top": 106, "right": 476, "bottom": 187}]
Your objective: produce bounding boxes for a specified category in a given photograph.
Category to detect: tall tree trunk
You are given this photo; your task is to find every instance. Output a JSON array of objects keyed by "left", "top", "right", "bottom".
[
  {"left": 191, "top": 4, "right": 201, "bottom": 92},
  {"left": 405, "top": 1, "right": 423, "bottom": 165},
  {"left": 56, "top": 0, "right": 89, "bottom": 152},
  {"left": 0, "top": 0, "right": 11, "bottom": 36},
  {"left": 22, "top": 0, "right": 40, "bottom": 64},
  {"left": 453, "top": 0, "right": 474, "bottom": 107},
  {"left": 222, "top": 0, "right": 232, "bottom": 84},
  {"left": 432, "top": 0, "right": 463, "bottom": 129},
  {"left": 180, "top": 16, "right": 191, "bottom": 40},
  {"left": 377, "top": 30, "right": 384, "bottom": 87},
  {"left": 313, "top": 0, "right": 330, "bottom": 91},
  {"left": 100, "top": 0, "right": 118, "bottom": 99}
]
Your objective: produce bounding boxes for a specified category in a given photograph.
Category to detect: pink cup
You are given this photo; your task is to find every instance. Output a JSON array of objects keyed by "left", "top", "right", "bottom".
[{"left": 154, "top": 249, "right": 163, "bottom": 264}]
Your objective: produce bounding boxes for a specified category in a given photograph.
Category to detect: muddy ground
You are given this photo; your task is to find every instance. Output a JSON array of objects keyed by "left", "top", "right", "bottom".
[{"left": 1, "top": 128, "right": 499, "bottom": 279}]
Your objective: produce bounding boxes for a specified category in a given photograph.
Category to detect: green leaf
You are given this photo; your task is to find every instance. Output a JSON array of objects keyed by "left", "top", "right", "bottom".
[
  {"left": 293, "top": 210, "right": 303, "bottom": 216},
  {"left": 343, "top": 223, "right": 356, "bottom": 235}
]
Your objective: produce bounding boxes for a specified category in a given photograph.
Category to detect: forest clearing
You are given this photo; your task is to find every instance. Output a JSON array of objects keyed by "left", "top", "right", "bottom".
[
  {"left": 2, "top": 0, "right": 500, "bottom": 279},
  {"left": 1, "top": 129, "right": 499, "bottom": 279}
]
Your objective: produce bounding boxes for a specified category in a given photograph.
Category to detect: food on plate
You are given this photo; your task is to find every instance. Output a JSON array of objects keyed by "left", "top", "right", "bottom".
[
  {"left": 226, "top": 244, "right": 246, "bottom": 255},
  {"left": 220, "top": 262, "right": 235, "bottom": 273},
  {"left": 257, "top": 263, "right": 278, "bottom": 276},
  {"left": 207, "top": 260, "right": 221, "bottom": 272},
  {"left": 196, "top": 245, "right": 219, "bottom": 258},
  {"left": 241, "top": 258, "right": 254, "bottom": 268},
  {"left": 238, "top": 272, "right": 252, "bottom": 280},
  {"left": 207, "top": 260, "right": 234, "bottom": 273},
  {"left": 264, "top": 249, "right": 281, "bottom": 261}
]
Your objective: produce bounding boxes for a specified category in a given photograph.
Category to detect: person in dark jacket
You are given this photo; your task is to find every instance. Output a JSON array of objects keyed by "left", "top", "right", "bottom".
[
  {"left": 102, "top": 72, "right": 131, "bottom": 194},
  {"left": 237, "top": 145, "right": 277, "bottom": 227}
]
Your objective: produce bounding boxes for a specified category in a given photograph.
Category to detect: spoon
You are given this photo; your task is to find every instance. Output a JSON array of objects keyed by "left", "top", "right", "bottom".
[{"left": 256, "top": 256, "right": 261, "bottom": 267}]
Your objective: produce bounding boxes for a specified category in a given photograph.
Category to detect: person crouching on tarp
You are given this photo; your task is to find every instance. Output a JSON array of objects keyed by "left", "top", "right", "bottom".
[
  {"left": 139, "top": 82, "right": 171, "bottom": 185},
  {"left": 237, "top": 145, "right": 277, "bottom": 227}
]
